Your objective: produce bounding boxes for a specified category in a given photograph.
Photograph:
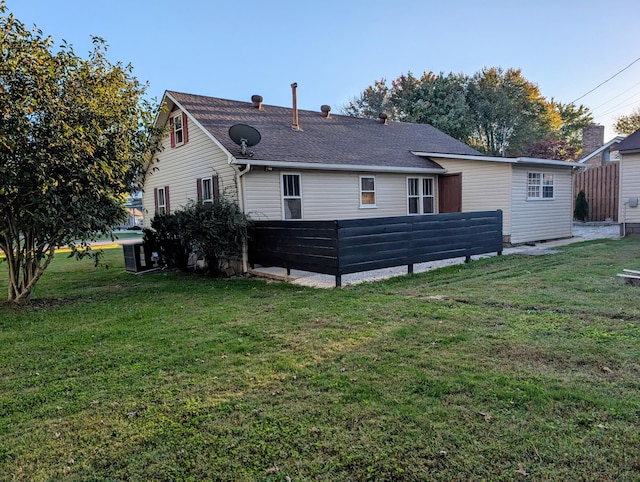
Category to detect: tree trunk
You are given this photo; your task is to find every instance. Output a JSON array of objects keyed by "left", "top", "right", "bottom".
[{"left": 1, "top": 232, "right": 54, "bottom": 304}]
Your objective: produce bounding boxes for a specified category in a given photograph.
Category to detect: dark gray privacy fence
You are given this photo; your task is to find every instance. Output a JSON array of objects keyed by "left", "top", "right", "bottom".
[{"left": 248, "top": 211, "right": 503, "bottom": 287}]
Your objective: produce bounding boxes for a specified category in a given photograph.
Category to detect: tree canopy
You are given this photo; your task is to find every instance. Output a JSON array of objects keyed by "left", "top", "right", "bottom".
[
  {"left": 344, "top": 67, "right": 592, "bottom": 159},
  {"left": 0, "top": 3, "right": 161, "bottom": 303},
  {"left": 614, "top": 107, "right": 640, "bottom": 136}
]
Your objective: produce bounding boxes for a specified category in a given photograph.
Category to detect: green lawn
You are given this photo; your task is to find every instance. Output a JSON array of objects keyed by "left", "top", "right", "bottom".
[{"left": 1, "top": 239, "right": 639, "bottom": 481}]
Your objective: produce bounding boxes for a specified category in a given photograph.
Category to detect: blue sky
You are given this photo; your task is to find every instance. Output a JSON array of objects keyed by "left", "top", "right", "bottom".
[{"left": 10, "top": 0, "right": 640, "bottom": 140}]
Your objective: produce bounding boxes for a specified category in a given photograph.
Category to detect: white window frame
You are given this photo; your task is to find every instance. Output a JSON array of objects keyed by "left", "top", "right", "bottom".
[
  {"left": 282, "top": 173, "right": 303, "bottom": 220},
  {"left": 527, "top": 172, "right": 554, "bottom": 200},
  {"left": 173, "top": 113, "right": 184, "bottom": 146},
  {"left": 407, "top": 177, "right": 435, "bottom": 215},
  {"left": 359, "top": 175, "right": 377, "bottom": 208},
  {"left": 157, "top": 187, "right": 167, "bottom": 215},
  {"left": 201, "top": 178, "right": 213, "bottom": 204}
]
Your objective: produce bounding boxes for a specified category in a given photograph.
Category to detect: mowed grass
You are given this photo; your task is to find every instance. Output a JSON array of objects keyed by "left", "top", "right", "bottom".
[{"left": 1, "top": 239, "right": 639, "bottom": 481}]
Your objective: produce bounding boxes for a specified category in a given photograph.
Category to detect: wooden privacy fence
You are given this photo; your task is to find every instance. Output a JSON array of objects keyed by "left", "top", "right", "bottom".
[
  {"left": 248, "top": 211, "right": 503, "bottom": 287},
  {"left": 573, "top": 163, "right": 619, "bottom": 222}
]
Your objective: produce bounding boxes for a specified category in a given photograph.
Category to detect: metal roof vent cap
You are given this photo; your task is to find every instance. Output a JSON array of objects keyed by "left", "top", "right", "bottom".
[
  {"left": 378, "top": 112, "right": 389, "bottom": 125},
  {"left": 321, "top": 105, "right": 331, "bottom": 118},
  {"left": 251, "top": 94, "right": 263, "bottom": 109}
]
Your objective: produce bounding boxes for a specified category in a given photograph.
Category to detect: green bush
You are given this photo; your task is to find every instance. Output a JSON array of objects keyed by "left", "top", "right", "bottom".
[
  {"left": 143, "top": 195, "right": 252, "bottom": 276},
  {"left": 574, "top": 190, "right": 589, "bottom": 222},
  {"left": 143, "top": 212, "right": 191, "bottom": 271}
]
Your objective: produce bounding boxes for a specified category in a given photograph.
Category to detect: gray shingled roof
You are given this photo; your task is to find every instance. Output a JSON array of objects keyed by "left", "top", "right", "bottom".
[
  {"left": 616, "top": 128, "right": 640, "bottom": 153},
  {"left": 166, "top": 91, "right": 481, "bottom": 170}
]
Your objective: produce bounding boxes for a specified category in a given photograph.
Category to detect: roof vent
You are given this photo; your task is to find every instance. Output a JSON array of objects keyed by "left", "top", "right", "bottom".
[
  {"left": 291, "top": 83, "right": 300, "bottom": 131},
  {"left": 378, "top": 112, "right": 389, "bottom": 125},
  {"left": 321, "top": 105, "right": 331, "bottom": 118},
  {"left": 251, "top": 94, "right": 263, "bottom": 109}
]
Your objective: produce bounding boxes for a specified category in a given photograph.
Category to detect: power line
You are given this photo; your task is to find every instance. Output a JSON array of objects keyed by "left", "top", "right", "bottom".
[
  {"left": 593, "top": 99, "right": 640, "bottom": 121},
  {"left": 571, "top": 56, "right": 640, "bottom": 103},
  {"left": 590, "top": 80, "right": 640, "bottom": 111},
  {"left": 592, "top": 91, "right": 640, "bottom": 118}
]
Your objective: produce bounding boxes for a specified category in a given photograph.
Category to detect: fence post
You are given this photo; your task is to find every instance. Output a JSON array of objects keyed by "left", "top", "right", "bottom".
[{"left": 497, "top": 209, "right": 503, "bottom": 255}]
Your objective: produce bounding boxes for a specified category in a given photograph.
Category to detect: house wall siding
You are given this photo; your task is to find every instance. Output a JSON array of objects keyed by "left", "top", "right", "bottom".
[
  {"left": 241, "top": 170, "right": 282, "bottom": 220},
  {"left": 142, "top": 113, "right": 237, "bottom": 226},
  {"left": 509, "top": 165, "right": 573, "bottom": 244},
  {"left": 435, "top": 159, "right": 512, "bottom": 236},
  {"left": 619, "top": 152, "right": 640, "bottom": 223},
  {"left": 243, "top": 170, "right": 424, "bottom": 221}
]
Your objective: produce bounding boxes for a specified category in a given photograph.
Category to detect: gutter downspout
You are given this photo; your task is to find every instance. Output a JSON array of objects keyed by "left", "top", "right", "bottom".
[{"left": 235, "top": 161, "right": 252, "bottom": 272}]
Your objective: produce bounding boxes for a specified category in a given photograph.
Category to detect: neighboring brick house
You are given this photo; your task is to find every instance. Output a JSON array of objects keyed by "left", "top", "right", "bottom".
[{"left": 578, "top": 124, "right": 624, "bottom": 168}]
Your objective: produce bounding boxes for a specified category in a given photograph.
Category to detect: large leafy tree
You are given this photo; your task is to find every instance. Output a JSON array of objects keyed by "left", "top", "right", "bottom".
[
  {"left": 343, "top": 78, "right": 392, "bottom": 119},
  {"left": 466, "top": 67, "right": 551, "bottom": 156},
  {"left": 344, "top": 72, "right": 473, "bottom": 140},
  {"left": 391, "top": 72, "right": 473, "bottom": 141},
  {"left": 0, "top": 3, "right": 161, "bottom": 304},
  {"left": 524, "top": 101, "right": 592, "bottom": 160},
  {"left": 614, "top": 107, "right": 640, "bottom": 136},
  {"left": 345, "top": 67, "right": 591, "bottom": 159}
]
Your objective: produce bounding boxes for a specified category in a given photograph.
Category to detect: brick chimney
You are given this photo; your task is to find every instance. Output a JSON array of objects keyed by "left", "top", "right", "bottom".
[{"left": 582, "top": 124, "right": 605, "bottom": 165}]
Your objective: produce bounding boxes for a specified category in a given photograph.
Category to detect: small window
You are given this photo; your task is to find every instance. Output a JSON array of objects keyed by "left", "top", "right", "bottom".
[
  {"left": 282, "top": 174, "right": 302, "bottom": 220},
  {"left": 407, "top": 177, "right": 435, "bottom": 214},
  {"left": 408, "top": 178, "right": 419, "bottom": 214},
  {"left": 173, "top": 114, "right": 184, "bottom": 146},
  {"left": 527, "top": 172, "right": 554, "bottom": 200},
  {"left": 201, "top": 178, "right": 213, "bottom": 204},
  {"left": 360, "top": 176, "right": 376, "bottom": 207},
  {"left": 157, "top": 187, "right": 166, "bottom": 215}
]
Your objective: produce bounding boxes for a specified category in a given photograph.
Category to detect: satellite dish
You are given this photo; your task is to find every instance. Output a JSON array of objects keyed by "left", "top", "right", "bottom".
[{"left": 229, "top": 124, "right": 261, "bottom": 155}]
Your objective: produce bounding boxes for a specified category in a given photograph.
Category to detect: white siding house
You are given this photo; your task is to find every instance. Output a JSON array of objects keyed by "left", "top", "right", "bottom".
[
  {"left": 509, "top": 165, "right": 573, "bottom": 244},
  {"left": 617, "top": 129, "right": 640, "bottom": 235},
  {"left": 143, "top": 90, "right": 577, "bottom": 257},
  {"left": 433, "top": 158, "right": 513, "bottom": 237},
  {"left": 243, "top": 170, "right": 434, "bottom": 221},
  {"left": 414, "top": 153, "right": 575, "bottom": 244},
  {"left": 143, "top": 107, "right": 239, "bottom": 223}
]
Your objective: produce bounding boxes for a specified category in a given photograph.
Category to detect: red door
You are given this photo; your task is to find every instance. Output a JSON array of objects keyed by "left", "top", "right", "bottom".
[{"left": 438, "top": 173, "right": 462, "bottom": 213}]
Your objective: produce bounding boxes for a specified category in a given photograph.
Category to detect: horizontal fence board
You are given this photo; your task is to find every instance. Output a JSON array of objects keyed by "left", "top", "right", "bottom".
[
  {"left": 338, "top": 223, "right": 412, "bottom": 238},
  {"left": 411, "top": 231, "right": 501, "bottom": 249},
  {"left": 340, "top": 247, "right": 411, "bottom": 267},
  {"left": 251, "top": 253, "right": 339, "bottom": 274},
  {"left": 255, "top": 236, "right": 337, "bottom": 251},
  {"left": 339, "top": 257, "right": 411, "bottom": 275},
  {"left": 254, "top": 220, "right": 337, "bottom": 229},
  {"left": 249, "top": 211, "right": 503, "bottom": 284},
  {"left": 337, "top": 231, "right": 410, "bottom": 248},
  {"left": 250, "top": 227, "right": 338, "bottom": 239}
]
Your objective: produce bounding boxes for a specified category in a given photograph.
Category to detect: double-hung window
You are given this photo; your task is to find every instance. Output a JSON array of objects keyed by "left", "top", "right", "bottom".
[
  {"left": 197, "top": 175, "right": 219, "bottom": 204},
  {"left": 407, "top": 177, "right": 435, "bottom": 214},
  {"left": 527, "top": 172, "right": 554, "bottom": 200},
  {"left": 173, "top": 114, "right": 184, "bottom": 145},
  {"left": 360, "top": 176, "right": 376, "bottom": 208},
  {"left": 282, "top": 174, "right": 302, "bottom": 220},
  {"left": 201, "top": 178, "right": 213, "bottom": 204},
  {"left": 157, "top": 187, "right": 167, "bottom": 215},
  {"left": 170, "top": 112, "right": 188, "bottom": 148}
]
